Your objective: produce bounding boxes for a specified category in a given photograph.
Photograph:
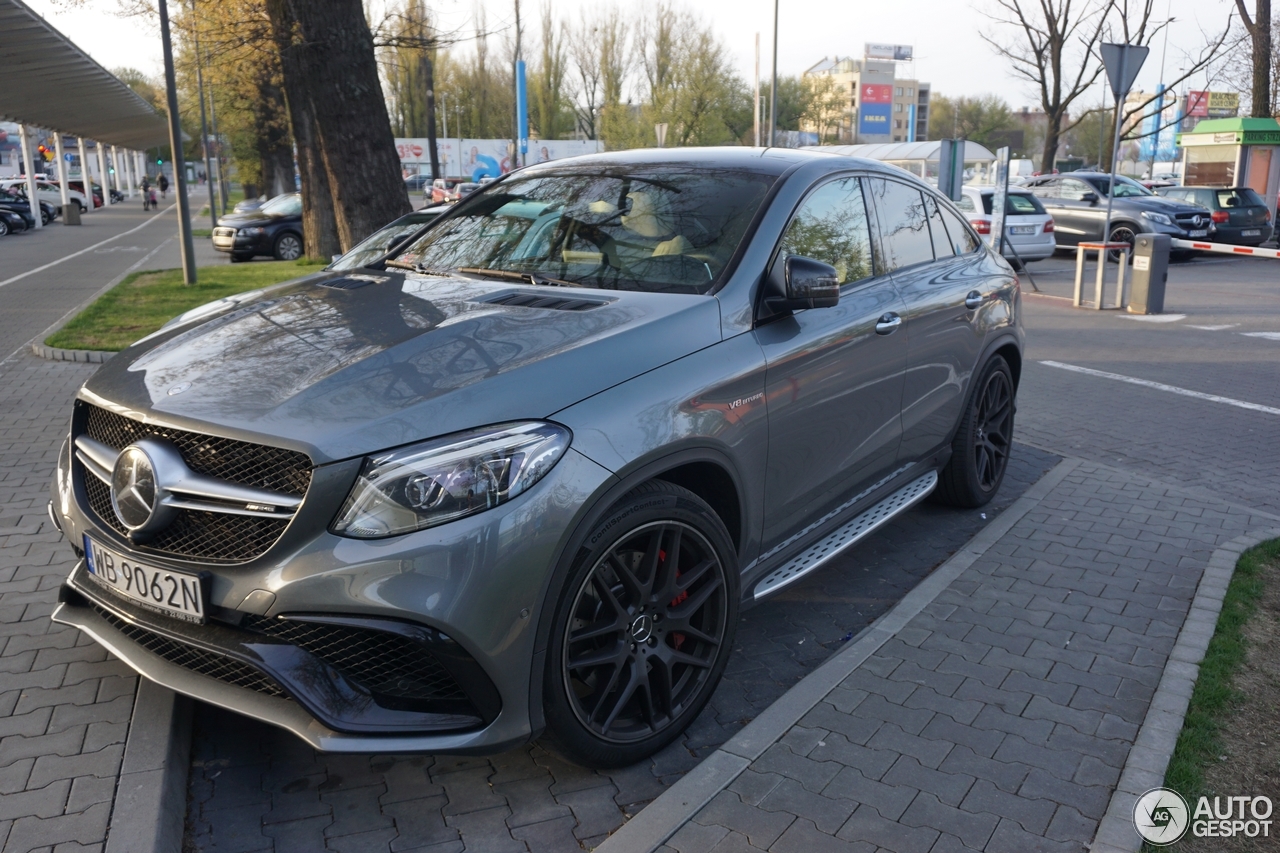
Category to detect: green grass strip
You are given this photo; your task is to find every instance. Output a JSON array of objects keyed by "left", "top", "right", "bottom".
[
  {"left": 1159, "top": 539, "right": 1279, "bottom": 805},
  {"left": 45, "top": 259, "right": 326, "bottom": 352}
]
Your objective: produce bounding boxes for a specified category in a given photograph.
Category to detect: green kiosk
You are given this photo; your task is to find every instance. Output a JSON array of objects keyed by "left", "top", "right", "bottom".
[{"left": 1176, "top": 117, "right": 1280, "bottom": 230}]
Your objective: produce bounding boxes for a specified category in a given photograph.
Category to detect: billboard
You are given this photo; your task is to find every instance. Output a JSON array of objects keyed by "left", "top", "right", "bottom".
[
  {"left": 395, "top": 138, "right": 604, "bottom": 179},
  {"left": 861, "top": 84, "right": 893, "bottom": 104},
  {"left": 1207, "top": 91, "right": 1239, "bottom": 117},
  {"left": 858, "top": 104, "right": 892, "bottom": 137},
  {"left": 1186, "top": 91, "right": 1209, "bottom": 118},
  {"left": 865, "top": 43, "right": 913, "bottom": 61}
]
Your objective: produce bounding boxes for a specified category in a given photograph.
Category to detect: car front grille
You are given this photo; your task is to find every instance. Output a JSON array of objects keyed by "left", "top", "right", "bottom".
[
  {"left": 241, "top": 617, "right": 471, "bottom": 706},
  {"left": 1174, "top": 212, "right": 1210, "bottom": 230},
  {"left": 78, "top": 404, "right": 312, "bottom": 563},
  {"left": 91, "top": 603, "right": 289, "bottom": 698}
]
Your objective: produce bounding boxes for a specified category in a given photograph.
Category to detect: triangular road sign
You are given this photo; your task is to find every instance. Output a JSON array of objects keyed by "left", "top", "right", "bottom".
[{"left": 1101, "top": 43, "right": 1149, "bottom": 99}]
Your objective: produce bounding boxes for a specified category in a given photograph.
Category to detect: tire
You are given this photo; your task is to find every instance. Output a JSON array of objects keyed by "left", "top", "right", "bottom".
[
  {"left": 273, "top": 232, "right": 303, "bottom": 261},
  {"left": 1107, "top": 224, "right": 1137, "bottom": 264},
  {"left": 542, "top": 481, "right": 739, "bottom": 768},
  {"left": 229, "top": 253, "right": 250, "bottom": 264},
  {"left": 934, "top": 356, "right": 1016, "bottom": 508},
  {"left": 0, "top": 219, "right": 8, "bottom": 238},
  {"left": 76, "top": 201, "right": 86, "bottom": 213}
]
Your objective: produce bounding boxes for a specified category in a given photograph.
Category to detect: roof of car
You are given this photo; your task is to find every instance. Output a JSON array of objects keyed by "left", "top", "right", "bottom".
[
  {"left": 965, "top": 186, "right": 1034, "bottom": 195},
  {"left": 518, "top": 146, "right": 891, "bottom": 179}
]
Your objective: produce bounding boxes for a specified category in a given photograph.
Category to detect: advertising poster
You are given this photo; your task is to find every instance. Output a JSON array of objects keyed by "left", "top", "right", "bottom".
[
  {"left": 858, "top": 104, "right": 892, "bottom": 136},
  {"left": 396, "top": 138, "right": 604, "bottom": 180},
  {"left": 1185, "top": 91, "right": 1209, "bottom": 118},
  {"left": 860, "top": 84, "right": 892, "bottom": 104}
]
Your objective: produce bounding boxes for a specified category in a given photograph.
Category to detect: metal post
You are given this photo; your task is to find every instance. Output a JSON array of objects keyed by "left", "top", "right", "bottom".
[
  {"left": 207, "top": 82, "right": 226, "bottom": 215},
  {"left": 754, "top": 33, "right": 761, "bottom": 147},
  {"left": 190, "top": 0, "right": 218, "bottom": 229},
  {"left": 111, "top": 146, "right": 122, "bottom": 196},
  {"left": 768, "top": 0, "right": 778, "bottom": 147},
  {"left": 54, "top": 134, "right": 70, "bottom": 213},
  {"left": 19, "top": 125, "right": 41, "bottom": 229},
  {"left": 77, "top": 137, "right": 91, "bottom": 212},
  {"left": 158, "top": 0, "right": 197, "bottom": 284},
  {"left": 1101, "top": 49, "right": 1128, "bottom": 257},
  {"left": 96, "top": 142, "right": 108, "bottom": 209}
]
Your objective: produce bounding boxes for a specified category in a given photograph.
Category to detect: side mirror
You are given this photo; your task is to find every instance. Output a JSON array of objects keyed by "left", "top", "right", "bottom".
[
  {"left": 385, "top": 233, "right": 413, "bottom": 255},
  {"left": 764, "top": 255, "right": 840, "bottom": 315},
  {"left": 331, "top": 253, "right": 342, "bottom": 263},
  {"left": 1081, "top": 192, "right": 1100, "bottom": 204}
]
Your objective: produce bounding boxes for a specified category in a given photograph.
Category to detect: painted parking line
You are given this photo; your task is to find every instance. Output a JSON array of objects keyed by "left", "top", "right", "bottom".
[
  {"left": 1119, "top": 314, "right": 1186, "bottom": 323},
  {"left": 1241, "top": 332, "right": 1280, "bottom": 341},
  {"left": 1188, "top": 324, "right": 1239, "bottom": 330},
  {"left": 1039, "top": 360, "right": 1280, "bottom": 417},
  {"left": 0, "top": 203, "right": 176, "bottom": 290}
]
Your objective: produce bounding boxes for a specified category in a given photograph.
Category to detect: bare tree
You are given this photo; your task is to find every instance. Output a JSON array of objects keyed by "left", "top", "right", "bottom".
[
  {"left": 982, "top": 0, "right": 1111, "bottom": 172},
  {"left": 1234, "top": 0, "right": 1275, "bottom": 116}
]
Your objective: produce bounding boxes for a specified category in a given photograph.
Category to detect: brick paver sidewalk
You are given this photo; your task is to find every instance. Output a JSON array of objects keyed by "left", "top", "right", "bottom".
[
  {"left": 0, "top": 354, "right": 137, "bottom": 852},
  {"left": 635, "top": 460, "right": 1274, "bottom": 853}
]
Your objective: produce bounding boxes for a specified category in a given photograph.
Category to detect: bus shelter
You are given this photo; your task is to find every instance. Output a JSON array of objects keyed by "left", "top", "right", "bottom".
[{"left": 1176, "top": 117, "right": 1280, "bottom": 226}]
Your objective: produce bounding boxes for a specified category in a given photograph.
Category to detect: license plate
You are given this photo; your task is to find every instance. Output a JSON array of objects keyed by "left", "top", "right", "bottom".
[
  {"left": 1190, "top": 229, "right": 1208, "bottom": 237},
  {"left": 83, "top": 535, "right": 206, "bottom": 623},
  {"left": 1243, "top": 229, "right": 1261, "bottom": 237},
  {"left": 1009, "top": 225, "right": 1036, "bottom": 235}
]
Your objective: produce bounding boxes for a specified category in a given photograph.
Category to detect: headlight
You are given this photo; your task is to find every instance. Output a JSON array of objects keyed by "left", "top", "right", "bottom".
[
  {"left": 237, "top": 226, "right": 265, "bottom": 236},
  {"left": 332, "top": 422, "right": 571, "bottom": 538},
  {"left": 1141, "top": 211, "right": 1173, "bottom": 226}
]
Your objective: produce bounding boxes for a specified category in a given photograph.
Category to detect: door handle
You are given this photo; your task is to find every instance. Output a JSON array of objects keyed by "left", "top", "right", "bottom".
[
  {"left": 875, "top": 313, "right": 902, "bottom": 335},
  {"left": 965, "top": 291, "right": 984, "bottom": 310}
]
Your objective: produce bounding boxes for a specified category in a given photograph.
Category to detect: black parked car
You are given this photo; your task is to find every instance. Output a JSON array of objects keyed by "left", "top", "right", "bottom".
[
  {"left": 1156, "top": 186, "right": 1274, "bottom": 246},
  {"left": 0, "top": 189, "right": 41, "bottom": 229},
  {"left": 1022, "top": 172, "right": 1213, "bottom": 260},
  {"left": 211, "top": 193, "right": 304, "bottom": 262},
  {"left": 0, "top": 208, "right": 26, "bottom": 236}
]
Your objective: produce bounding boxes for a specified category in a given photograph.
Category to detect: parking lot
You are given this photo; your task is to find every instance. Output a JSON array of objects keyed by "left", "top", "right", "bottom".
[{"left": 1, "top": 226, "right": 1277, "bottom": 852}]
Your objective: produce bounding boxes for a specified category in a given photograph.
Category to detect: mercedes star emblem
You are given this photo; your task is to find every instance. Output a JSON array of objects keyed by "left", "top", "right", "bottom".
[{"left": 109, "top": 441, "right": 180, "bottom": 536}]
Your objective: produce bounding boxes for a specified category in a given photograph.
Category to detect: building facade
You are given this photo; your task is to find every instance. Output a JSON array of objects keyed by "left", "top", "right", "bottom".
[{"left": 802, "top": 56, "right": 930, "bottom": 144}]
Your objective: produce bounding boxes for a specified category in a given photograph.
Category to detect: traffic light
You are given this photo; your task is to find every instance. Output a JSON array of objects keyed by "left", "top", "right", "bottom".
[
  {"left": 156, "top": 158, "right": 163, "bottom": 166},
  {"left": 37, "top": 145, "right": 51, "bottom": 161}
]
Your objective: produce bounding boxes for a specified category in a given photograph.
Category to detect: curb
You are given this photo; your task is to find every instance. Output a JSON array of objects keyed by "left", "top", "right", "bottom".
[
  {"left": 29, "top": 342, "right": 114, "bottom": 363},
  {"left": 1089, "top": 526, "right": 1280, "bottom": 853},
  {"left": 596, "top": 457, "right": 1082, "bottom": 853},
  {"left": 105, "top": 679, "right": 194, "bottom": 853}
]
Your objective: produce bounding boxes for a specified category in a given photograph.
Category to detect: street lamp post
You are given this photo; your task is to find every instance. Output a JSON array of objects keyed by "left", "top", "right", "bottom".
[
  {"left": 190, "top": 0, "right": 218, "bottom": 229},
  {"left": 768, "top": 0, "right": 778, "bottom": 147},
  {"left": 157, "top": 0, "right": 197, "bottom": 284}
]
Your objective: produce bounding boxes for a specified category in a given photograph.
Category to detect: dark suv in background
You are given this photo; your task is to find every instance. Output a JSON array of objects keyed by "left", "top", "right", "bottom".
[
  {"left": 51, "top": 148, "right": 1023, "bottom": 768},
  {"left": 1023, "top": 172, "right": 1213, "bottom": 258}
]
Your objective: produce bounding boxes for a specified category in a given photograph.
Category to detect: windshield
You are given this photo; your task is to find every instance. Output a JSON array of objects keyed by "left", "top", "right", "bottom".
[
  {"left": 330, "top": 212, "right": 440, "bottom": 271},
  {"left": 260, "top": 194, "right": 302, "bottom": 216},
  {"left": 1086, "top": 175, "right": 1153, "bottom": 198},
  {"left": 391, "top": 167, "right": 776, "bottom": 294},
  {"left": 980, "top": 192, "right": 1046, "bottom": 216}
]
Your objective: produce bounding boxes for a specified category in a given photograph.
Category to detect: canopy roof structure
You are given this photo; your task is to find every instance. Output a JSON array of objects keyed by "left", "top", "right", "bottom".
[
  {"left": 810, "top": 141, "right": 998, "bottom": 162},
  {"left": 0, "top": 0, "right": 169, "bottom": 148}
]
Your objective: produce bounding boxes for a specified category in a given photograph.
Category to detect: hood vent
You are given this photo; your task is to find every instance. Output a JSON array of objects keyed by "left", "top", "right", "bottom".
[
  {"left": 484, "top": 291, "right": 606, "bottom": 312},
  {"left": 316, "top": 274, "right": 391, "bottom": 290}
]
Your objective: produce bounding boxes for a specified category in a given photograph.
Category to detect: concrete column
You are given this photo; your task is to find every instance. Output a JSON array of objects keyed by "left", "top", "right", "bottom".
[
  {"left": 53, "top": 134, "right": 72, "bottom": 214},
  {"left": 110, "top": 146, "right": 122, "bottom": 195},
  {"left": 96, "top": 142, "right": 109, "bottom": 207},
  {"left": 77, "top": 137, "right": 92, "bottom": 212},
  {"left": 18, "top": 125, "right": 41, "bottom": 229},
  {"left": 124, "top": 149, "right": 135, "bottom": 198}
]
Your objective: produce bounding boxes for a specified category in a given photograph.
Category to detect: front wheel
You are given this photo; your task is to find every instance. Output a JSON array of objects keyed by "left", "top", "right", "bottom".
[
  {"left": 934, "top": 356, "right": 1016, "bottom": 508},
  {"left": 273, "top": 232, "right": 303, "bottom": 261},
  {"left": 1107, "top": 224, "right": 1137, "bottom": 264},
  {"left": 0, "top": 219, "right": 8, "bottom": 237},
  {"left": 542, "top": 481, "right": 738, "bottom": 768}
]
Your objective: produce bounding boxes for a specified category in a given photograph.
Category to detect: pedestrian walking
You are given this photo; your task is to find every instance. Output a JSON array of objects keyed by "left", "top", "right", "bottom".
[
  {"left": 158, "top": 174, "right": 169, "bottom": 199},
  {"left": 140, "top": 175, "right": 152, "bottom": 211}
]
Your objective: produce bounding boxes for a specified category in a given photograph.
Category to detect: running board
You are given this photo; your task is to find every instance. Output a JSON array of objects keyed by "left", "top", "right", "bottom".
[{"left": 753, "top": 471, "right": 938, "bottom": 601}]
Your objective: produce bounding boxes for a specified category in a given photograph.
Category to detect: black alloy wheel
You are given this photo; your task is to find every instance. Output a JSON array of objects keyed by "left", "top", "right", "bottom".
[
  {"left": 274, "top": 232, "right": 303, "bottom": 261},
  {"left": 544, "top": 481, "right": 738, "bottom": 767},
  {"left": 1107, "top": 224, "right": 1137, "bottom": 264},
  {"left": 934, "top": 356, "right": 1015, "bottom": 508},
  {"left": 0, "top": 218, "right": 8, "bottom": 238}
]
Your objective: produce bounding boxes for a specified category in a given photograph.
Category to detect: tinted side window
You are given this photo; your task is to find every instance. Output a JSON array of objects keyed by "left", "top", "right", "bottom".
[
  {"left": 956, "top": 194, "right": 977, "bottom": 212},
  {"left": 780, "top": 177, "right": 875, "bottom": 285},
  {"left": 1006, "top": 193, "right": 1043, "bottom": 215},
  {"left": 869, "top": 178, "right": 934, "bottom": 270},
  {"left": 924, "top": 194, "right": 954, "bottom": 260},
  {"left": 938, "top": 205, "right": 982, "bottom": 255},
  {"left": 1059, "top": 179, "right": 1094, "bottom": 201},
  {"left": 1028, "top": 179, "right": 1059, "bottom": 199}
]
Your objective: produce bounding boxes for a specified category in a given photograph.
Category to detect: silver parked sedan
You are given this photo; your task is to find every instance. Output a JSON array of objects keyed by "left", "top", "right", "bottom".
[{"left": 50, "top": 148, "right": 1023, "bottom": 768}]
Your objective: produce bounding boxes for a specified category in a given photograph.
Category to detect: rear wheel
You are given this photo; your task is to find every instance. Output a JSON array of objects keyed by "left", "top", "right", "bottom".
[
  {"left": 934, "top": 356, "right": 1015, "bottom": 508},
  {"left": 542, "top": 481, "right": 738, "bottom": 768},
  {"left": 1107, "top": 224, "right": 1137, "bottom": 264},
  {"left": 0, "top": 219, "right": 8, "bottom": 237}
]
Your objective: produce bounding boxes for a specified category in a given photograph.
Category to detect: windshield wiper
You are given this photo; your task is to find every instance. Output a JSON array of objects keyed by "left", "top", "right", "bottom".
[
  {"left": 456, "top": 267, "right": 579, "bottom": 288},
  {"left": 384, "top": 258, "right": 454, "bottom": 276}
]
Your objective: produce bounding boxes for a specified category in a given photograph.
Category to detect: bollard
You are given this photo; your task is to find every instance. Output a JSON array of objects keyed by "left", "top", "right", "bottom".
[
  {"left": 1128, "top": 233, "right": 1170, "bottom": 315},
  {"left": 63, "top": 203, "right": 82, "bottom": 226}
]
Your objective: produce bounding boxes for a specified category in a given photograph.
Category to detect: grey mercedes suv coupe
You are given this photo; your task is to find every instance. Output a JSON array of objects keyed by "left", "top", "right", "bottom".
[{"left": 50, "top": 148, "right": 1024, "bottom": 767}]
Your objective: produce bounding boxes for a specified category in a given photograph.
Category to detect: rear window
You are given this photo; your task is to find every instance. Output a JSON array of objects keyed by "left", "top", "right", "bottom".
[
  {"left": 1216, "top": 189, "right": 1265, "bottom": 208},
  {"left": 980, "top": 192, "right": 1046, "bottom": 216}
]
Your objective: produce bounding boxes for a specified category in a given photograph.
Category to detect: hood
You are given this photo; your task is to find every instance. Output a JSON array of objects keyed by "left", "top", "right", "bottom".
[
  {"left": 81, "top": 271, "right": 723, "bottom": 463},
  {"left": 218, "top": 211, "right": 280, "bottom": 227},
  {"left": 1123, "top": 195, "right": 1203, "bottom": 214}
]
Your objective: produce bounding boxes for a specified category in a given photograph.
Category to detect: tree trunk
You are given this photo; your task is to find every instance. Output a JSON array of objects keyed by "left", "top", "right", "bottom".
[
  {"left": 256, "top": 77, "right": 296, "bottom": 199},
  {"left": 1040, "top": 114, "right": 1061, "bottom": 174},
  {"left": 267, "top": 0, "right": 341, "bottom": 260},
  {"left": 287, "top": 0, "right": 412, "bottom": 250},
  {"left": 1250, "top": 0, "right": 1273, "bottom": 117}
]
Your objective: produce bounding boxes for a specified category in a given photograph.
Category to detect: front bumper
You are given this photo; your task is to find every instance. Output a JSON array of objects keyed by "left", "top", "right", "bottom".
[
  {"left": 51, "top": 427, "right": 615, "bottom": 753},
  {"left": 211, "top": 228, "right": 267, "bottom": 255}
]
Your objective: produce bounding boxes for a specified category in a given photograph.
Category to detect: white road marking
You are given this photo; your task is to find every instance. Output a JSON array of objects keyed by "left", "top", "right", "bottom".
[
  {"left": 1241, "top": 332, "right": 1280, "bottom": 341},
  {"left": 1039, "top": 360, "right": 1280, "bottom": 417},
  {"left": 1188, "top": 324, "right": 1239, "bottom": 331},
  {"left": 0, "top": 204, "right": 176, "bottom": 290},
  {"left": 1119, "top": 314, "right": 1186, "bottom": 323}
]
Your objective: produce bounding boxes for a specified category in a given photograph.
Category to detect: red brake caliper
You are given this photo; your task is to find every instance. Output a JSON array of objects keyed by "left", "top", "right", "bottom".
[{"left": 660, "top": 548, "right": 688, "bottom": 650}]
